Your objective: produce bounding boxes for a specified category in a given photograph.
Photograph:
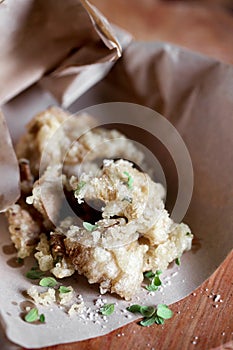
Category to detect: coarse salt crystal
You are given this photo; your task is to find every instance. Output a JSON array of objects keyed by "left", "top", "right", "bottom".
[
  {"left": 171, "top": 272, "right": 178, "bottom": 277},
  {"left": 214, "top": 294, "right": 221, "bottom": 302}
]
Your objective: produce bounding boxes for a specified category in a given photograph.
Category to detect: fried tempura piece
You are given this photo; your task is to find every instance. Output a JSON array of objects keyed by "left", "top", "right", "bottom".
[
  {"left": 64, "top": 236, "right": 147, "bottom": 300},
  {"left": 5, "top": 204, "right": 41, "bottom": 258},
  {"left": 16, "top": 107, "right": 96, "bottom": 176},
  {"left": 57, "top": 159, "right": 193, "bottom": 299}
]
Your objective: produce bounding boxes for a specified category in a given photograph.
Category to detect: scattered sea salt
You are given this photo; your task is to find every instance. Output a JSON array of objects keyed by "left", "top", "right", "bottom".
[{"left": 213, "top": 294, "right": 221, "bottom": 302}]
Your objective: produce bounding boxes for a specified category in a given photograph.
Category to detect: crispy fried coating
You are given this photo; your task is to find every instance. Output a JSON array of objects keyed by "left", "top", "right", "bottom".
[
  {"left": 6, "top": 107, "right": 193, "bottom": 300},
  {"left": 6, "top": 204, "right": 41, "bottom": 258}
]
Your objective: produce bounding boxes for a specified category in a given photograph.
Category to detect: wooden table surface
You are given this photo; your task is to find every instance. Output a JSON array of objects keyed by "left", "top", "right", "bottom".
[{"left": 22, "top": 1, "right": 233, "bottom": 349}]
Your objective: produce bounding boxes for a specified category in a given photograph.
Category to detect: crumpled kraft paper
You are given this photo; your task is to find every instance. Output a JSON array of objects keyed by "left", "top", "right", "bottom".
[
  {"left": 0, "top": 41, "right": 233, "bottom": 348},
  {"left": 0, "top": 0, "right": 131, "bottom": 106},
  {"left": 0, "top": 0, "right": 131, "bottom": 212}
]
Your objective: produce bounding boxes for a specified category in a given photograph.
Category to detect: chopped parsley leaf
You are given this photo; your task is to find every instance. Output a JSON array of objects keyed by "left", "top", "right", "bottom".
[
  {"left": 123, "top": 171, "right": 133, "bottom": 189},
  {"left": 83, "top": 222, "right": 98, "bottom": 231},
  {"left": 24, "top": 308, "right": 39, "bottom": 323},
  {"left": 100, "top": 303, "right": 115, "bottom": 316},
  {"left": 39, "top": 277, "right": 57, "bottom": 287},
  {"left": 59, "top": 286, "right": 72, "bottom": 294}
]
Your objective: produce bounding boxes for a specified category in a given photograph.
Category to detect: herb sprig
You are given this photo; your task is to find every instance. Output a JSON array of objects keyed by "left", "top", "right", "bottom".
[
  {"left": 123, "top": 171, "right": 133, "bottom": 189},
  {"left": 127, "top": 303, "right": 173, "bottom": 327},
  {"left": 144, "top": 270, "right": 162, "bottom": 291},
  {"left": 24, "top": 308, "right": 45, "bottom": 323}
]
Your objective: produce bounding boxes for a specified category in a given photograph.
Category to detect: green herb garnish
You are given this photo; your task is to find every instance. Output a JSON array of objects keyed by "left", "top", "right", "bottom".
[
  {"left": 145, "top": 270, "right": 162, "bottom": 291},
  {"left": 123, "top": 171, "right": 133, "bottom": 189},
  {"left": 186, "top": 232, "right": 191, "bottom": 236},
  {"left": 100, "top": 303, "right": 115, "bottom": 316},
  {"left": 24, "top": 308, "right": 45, "bottom": 323},
  {"left": 139, "top": 314, "right": 157, "bottom": 327},
  {"left": 39, "top": 314, "right": 45, "bottom": 323},
  {"left": 39, "top": 277, "right": 57, "bottom": 287},
  {"left": 24, "top": 308, "right": 39, "bottom": 323},
  {"left": 26, "top": 268, "right": 44, "bottom": 280},
  {"left": 59, "top": 286, "right": 71, "bottom": 294},
  {"left": 156, "top": 304, "right": 173, "bottom": 319},
  {"left": 127, "top": 305, "right": 156, "bottom": 317},
  {"left": 175, "top": 257, "right": 181, "bottom": 266},
  {"left": 127, "top": 303, "right": 173, "bottom": 327},
  {"left": 83, "top": 222, "right": 98, "bottom": 231},
  {"left": 17, "top": 257, "right": 23, "bottom": 264},
  {"left": 144, "top": 271, "right": 156, "bottom": 279},
  {"left": 127, "top": 304, "right": 142, "bottom": 313},
  {"left": 140, "top": 306, "right": 156, "bottom": 317},
  {"left": 154, "top": 315, "right": 165, "bottom": 324},
  {"left": 74, "top": 181, "right": 86, "bottom": 196}
]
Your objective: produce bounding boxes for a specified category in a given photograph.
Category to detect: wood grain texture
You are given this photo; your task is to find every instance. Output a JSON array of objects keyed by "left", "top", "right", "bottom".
[
  {"left": 22, "top": 1, "right": 233, "bottom": 349},
  {"left": 91, "top": 0, "right": 233, "bottom": 66}
]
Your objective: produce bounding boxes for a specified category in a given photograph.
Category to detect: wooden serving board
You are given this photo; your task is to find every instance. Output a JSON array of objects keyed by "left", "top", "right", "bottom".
[{"left": 22, "top": 1, "right": 233, "bottom": 349}]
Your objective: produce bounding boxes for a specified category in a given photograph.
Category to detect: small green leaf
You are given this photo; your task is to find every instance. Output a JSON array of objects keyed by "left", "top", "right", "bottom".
[
  {"left": 123, "top": 171, "right": 133, "bottom": 189},
  {"left": 26, "top": 269, "right": 44, "bottom": 280},
  {"left": 83, "top": 222, "right": 98, "bottom": 232},
  {"left": 74, "top": 181, "right": 86, "bottom": 196},
  {"left": 39, "top": 314, "right": 45, "bottom": 323},
  {"left": 175, "top": 257, "right": 181, "bottom": 266},
  {"left": 154, "top": 315, "right": 165, "bottom": 324},
  {"left": 139, "top": 314, "right": 157, "bottom": 327},
  {"left": 145, "top": 272, "right": 162, "bottom": 291},
  {"left": 156, "top": 270, "right": 162, "bottom": 275},
  {"left": 127, "top": 304, "right": 142, "bottom": 313},
  {"left": 39, "top": 277, "right": 57, "bottom": 287},
  {"left": 24, "top": 308, "right": 39, "bottom": 323},
  {"left": 153, "top": 275, "right": 162, "bottom": 286},
  {"left": 144, "top": 271, "right": 156, "bottom": 279},
  {"left": 140, "top": 306, "right": 156, "bottom": 317},
  {"left": 17, "top": 257, "right": 23, "bottom": 264},
  {"left": 59, "top": 286, "right": 72, "bottom": 294},
  {"left": 186, "top": 232, "right": 191, "bottom": 236},
  {"left": 156, "top": 304, "right": 173, "bottom": 320},
  {"left": 145, "top": 284, "right": 159, "bottom": 291},
  {"left": 100, "top": 303, "right": 115, "bottom": 316}
]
